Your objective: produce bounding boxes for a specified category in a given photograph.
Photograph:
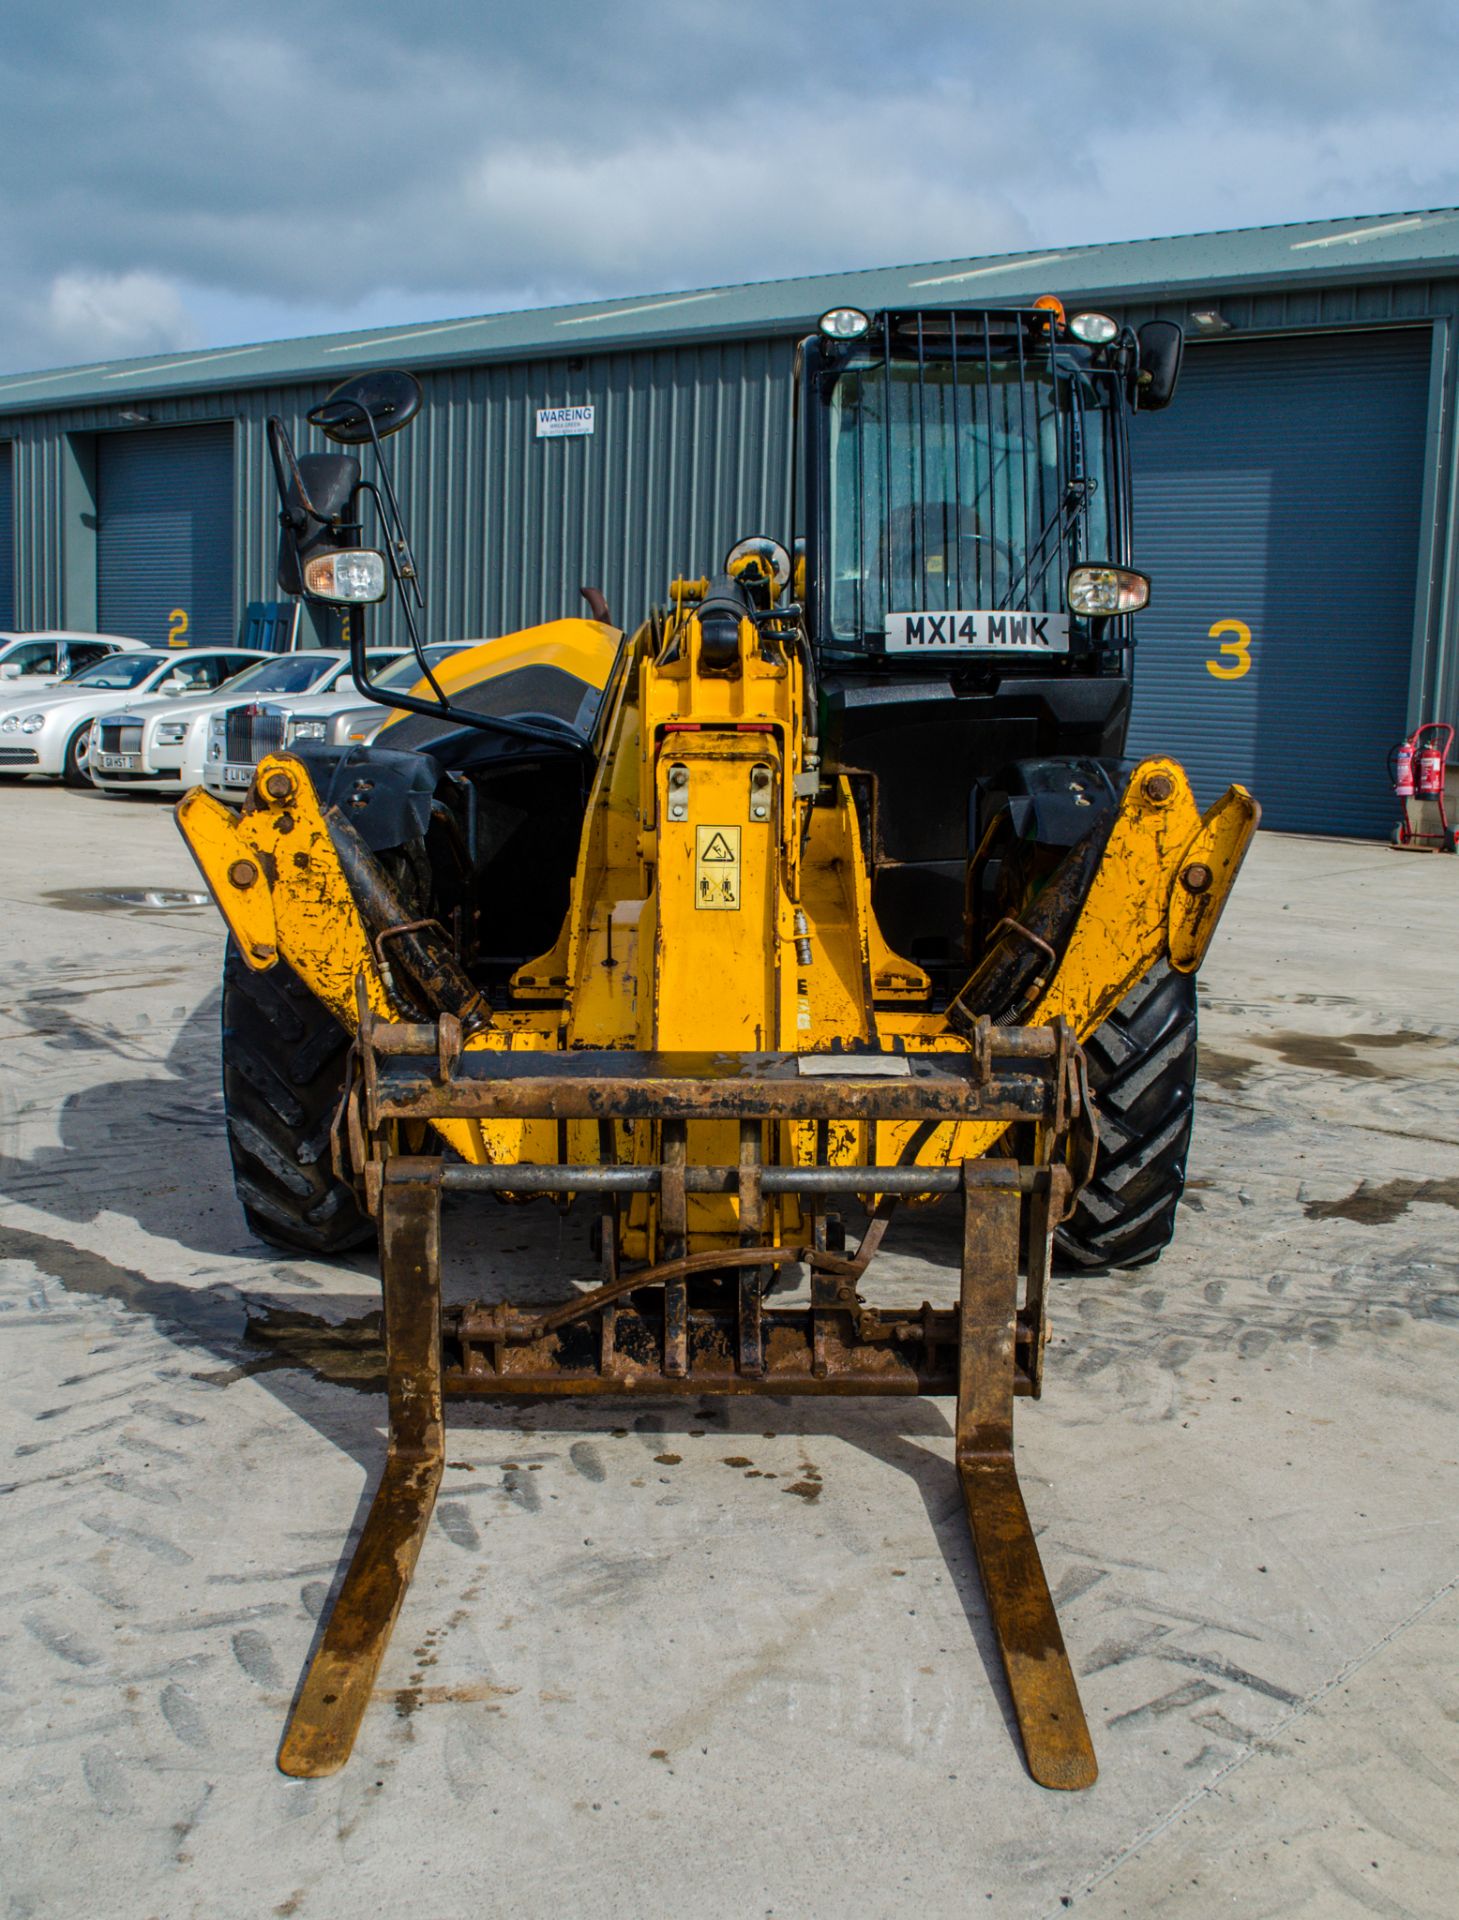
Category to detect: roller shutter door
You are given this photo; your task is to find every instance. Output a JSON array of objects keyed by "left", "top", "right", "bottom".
[
  {"left": 1127, "top": 330, "right": 1430, "bottom": 837},
  {"left": 0, "top": 444, "right": 13, "bottom": 629},
  {"left": 97, "top": 424, "right": 234, "bottom": 648}
]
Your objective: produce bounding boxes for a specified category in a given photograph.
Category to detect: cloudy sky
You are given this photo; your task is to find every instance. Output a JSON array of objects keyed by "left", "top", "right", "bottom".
[{"left": 4, "top": 0, "right": 1458, "bottom": 375}]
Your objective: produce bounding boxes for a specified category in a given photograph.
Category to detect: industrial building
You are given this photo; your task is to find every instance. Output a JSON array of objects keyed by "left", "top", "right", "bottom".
[{"left": 1, "top": 206, "right": 1456, "bottom": 837}]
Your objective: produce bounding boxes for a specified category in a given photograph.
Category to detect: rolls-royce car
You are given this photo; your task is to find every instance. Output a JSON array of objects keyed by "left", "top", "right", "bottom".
[
  {"left": 195, "top": 649, "right": 456, "bottom": 802},
  {"left": 88, "top": 648, "right": 399, "bottom": 797},
  {"left": 198, "top": 643, "right": 481, "bottom": 804},
  {"left": 0, "top": 648, "right": 267, "bottom": 785}
]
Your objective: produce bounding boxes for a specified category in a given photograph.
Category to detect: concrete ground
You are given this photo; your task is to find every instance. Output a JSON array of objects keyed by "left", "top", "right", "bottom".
[{"left": 1, "top": 783, "right": 1457, "bottom": 1920}]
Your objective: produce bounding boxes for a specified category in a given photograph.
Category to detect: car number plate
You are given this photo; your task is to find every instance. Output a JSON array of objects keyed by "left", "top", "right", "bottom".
[
  {"left": 97, "top": 752, "right": 138, "bottom": 771},
  {"left": 222, "top": 763, "right": 254, "bottom": 787},
  {"left": 884, "top": 610, "right": 1070, "bottom": 653}
]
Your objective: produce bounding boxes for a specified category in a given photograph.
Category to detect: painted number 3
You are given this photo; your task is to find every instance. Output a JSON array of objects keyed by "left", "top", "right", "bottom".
[{"left": 1206, "top": 618, "right": 1252, "bottom": 680}]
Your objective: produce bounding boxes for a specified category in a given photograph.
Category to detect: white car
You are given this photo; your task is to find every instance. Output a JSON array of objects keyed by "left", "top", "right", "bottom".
[
  {"left": 89, "top": 648, "right": 399, "bottom": 798},
  {"left": 0, "top": 630, "right": 150, "bottom": 700},
  {"left": 200, "top": 650, "right": 410, "bottom": 801},
  {"left": 0, "top": 647, "right": 266, "bottom": 786}
]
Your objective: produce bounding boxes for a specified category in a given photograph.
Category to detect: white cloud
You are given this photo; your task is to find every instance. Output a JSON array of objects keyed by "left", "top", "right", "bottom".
[
  {"left": 0, "top": 1, "right": 1456, "bottom": 372},
  {"left": 42, "top": 270, "right": 199, "bottom": 360}
]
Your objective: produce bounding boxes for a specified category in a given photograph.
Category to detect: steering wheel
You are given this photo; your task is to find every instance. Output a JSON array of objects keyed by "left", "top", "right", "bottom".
[{"left": 886, "top": 502, "right": 1014, "bottom": 598}]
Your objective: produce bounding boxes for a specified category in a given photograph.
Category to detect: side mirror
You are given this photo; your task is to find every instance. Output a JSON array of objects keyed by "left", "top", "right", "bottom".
[
  {"left": 275, "top": 450, "right": 361, "bottom": 595},
  {"left": 308, "top": 369, "right": 423, "bottom": 445},
  {"left": 1135, "top": 321, "right": 1184, "bottom": 411},
  {"left": 161, "top": 679, "right": 187, "bottom": 696},
  {"left": 0, "top": 664, "right": 19, "bottom": 680}
]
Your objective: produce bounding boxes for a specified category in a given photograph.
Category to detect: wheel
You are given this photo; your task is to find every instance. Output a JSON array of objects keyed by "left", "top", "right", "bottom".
[
  {"left": 221, "top": 940, "right": 373, "bottom": 1256},
  {"left": 1055, "top": 961, "right": 1197, "bottom": 1270},
  {"left": 62, "top": 721, "right": 94, "bottom": 787}
]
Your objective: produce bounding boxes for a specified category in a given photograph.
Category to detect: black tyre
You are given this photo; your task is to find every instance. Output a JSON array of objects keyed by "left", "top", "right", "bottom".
[
  {"left": 62, "top": 721, "right": 94, "bottom": 787},
  {"left": 1055, "top": 961, "right": 1198, "bottom": 1270},
  {"left": 221, "top": 941, "right": 372, "bottom": 1256}
]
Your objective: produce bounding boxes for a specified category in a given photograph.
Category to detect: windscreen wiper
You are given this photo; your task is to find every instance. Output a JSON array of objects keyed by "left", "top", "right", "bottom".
[{"left": 1002, "top": 476, "right": 1094, "bottom": 610}]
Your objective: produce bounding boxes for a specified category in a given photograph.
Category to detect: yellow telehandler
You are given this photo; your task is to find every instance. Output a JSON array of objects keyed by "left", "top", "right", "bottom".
[{"left": 178, "top": 301, "right": 1256, "bottom": 1788}]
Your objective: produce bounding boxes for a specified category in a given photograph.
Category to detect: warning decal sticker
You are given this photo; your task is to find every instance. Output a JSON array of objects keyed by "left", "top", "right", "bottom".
[{"left": 695, "top": 825, "right": 741, "bottom": 910}]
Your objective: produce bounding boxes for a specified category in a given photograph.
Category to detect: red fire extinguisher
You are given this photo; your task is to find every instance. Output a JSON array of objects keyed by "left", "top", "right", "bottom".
[
  {"left": 1416, "top": 731, "right": 1447, "bottom": 797},
  {"left": 1394, "top": 736, "right": 1416, "bottom": 798},
  {"left": 1391, "top": 721, "right": 1455, "bottom": 849}
]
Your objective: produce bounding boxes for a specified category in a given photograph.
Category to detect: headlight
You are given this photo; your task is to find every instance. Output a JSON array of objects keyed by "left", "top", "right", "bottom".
[
  {"left": 155, "top": 720, "right": 190, "bottom": 744},
  {"left": 288, "top": 718, "right": 328, "bottom": 743},
  {"left": 19, "top": 713, "right": 45, "bottom": 734},
  {"left": 302, "top": 549, "right": 387, "bottom": 602},
  {"left": 819, "top": 307, "right": 870, "bottom": 341},
  {"left": 1068, "top": 311, "right": 1118, "bottom": 346},
  {"left": 1068, "top": 565, "right": 1150, "bottom": 616},
  {"left": 1, "top": 715, "right": 18, "bottom": 733}
]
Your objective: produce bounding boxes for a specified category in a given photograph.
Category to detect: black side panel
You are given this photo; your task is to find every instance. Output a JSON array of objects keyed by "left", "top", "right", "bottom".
[
  {"left": 291, "top": 744, "right": 438, "bottom": 852},
  {"left": 827, "top": 675, "right": 1129, "bottom": 969},
  {"left": 381, "top": 663, "right": 605, "bottom": 751}
]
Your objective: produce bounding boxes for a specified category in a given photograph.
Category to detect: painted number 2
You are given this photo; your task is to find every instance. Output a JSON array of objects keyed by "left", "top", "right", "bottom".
[
  {"left": 167, "top": 608, "right": 189, "bottom": 648},
  {"left": 1206, "top": 618, "right": 1252, "bottom": 680}
]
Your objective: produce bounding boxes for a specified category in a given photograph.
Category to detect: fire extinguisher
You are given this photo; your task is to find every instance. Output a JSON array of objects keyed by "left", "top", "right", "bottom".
[
  {"left": 1393, "top": 736, "right": 1416, "bottom": 798},
  {"left": 1416, "top": 731, "right": 1446, "bottom": 797},
  {"left": 1390, "top": 721, "right": 1455, "bottom": 850}
]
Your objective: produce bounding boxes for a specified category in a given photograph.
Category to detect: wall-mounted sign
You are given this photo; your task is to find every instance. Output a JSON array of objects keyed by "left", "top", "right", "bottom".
[{"left": 536, "top": 405, "right": 595, "bottom": 439}]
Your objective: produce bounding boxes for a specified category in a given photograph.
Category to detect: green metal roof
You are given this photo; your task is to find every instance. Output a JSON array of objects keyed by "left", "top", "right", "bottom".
[{"left": 3, "top": 205, "right": 1457, "bottom": 416}]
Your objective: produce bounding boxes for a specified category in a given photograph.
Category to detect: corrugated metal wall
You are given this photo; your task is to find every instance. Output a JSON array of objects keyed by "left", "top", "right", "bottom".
[
  {"left": 0, "top": 271, "right": 1455, "bottom": 751},
  {"left": 1, "top": 336, "right": 797, "bottom": 651},
  {"left": 1126, "top": 329, "right": 1432, "bottom": 835},
  {"left": 0, "top": 442, "right": 13, "bottom": 629}
]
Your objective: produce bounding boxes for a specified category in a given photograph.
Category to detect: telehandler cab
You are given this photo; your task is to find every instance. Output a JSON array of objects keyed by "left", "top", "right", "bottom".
[{"left": 178, "top": 299, "right": 1256, "bottom": 1788}]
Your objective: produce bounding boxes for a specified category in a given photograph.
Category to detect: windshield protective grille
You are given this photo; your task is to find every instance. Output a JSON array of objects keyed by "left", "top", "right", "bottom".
[{"left": 826, "top": 314, "right": 1116, "bottom": 651}]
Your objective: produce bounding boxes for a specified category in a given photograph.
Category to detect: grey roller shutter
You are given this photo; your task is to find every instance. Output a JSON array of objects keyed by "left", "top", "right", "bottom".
[
  {"left": 1127, "top": 329, "right": 1430, "bottom": 838},
  {"left": 97, "top": 424, "right": 235, "bottom": 647},
  {"left": 0, "top": 444, "right": 13, "bottom": 629}
]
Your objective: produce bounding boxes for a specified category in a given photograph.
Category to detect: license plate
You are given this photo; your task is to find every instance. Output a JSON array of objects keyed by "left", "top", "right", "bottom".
[
  {"left": 222, "top": 763, "right": 254, "bottom": 787},
  {"left": 884, "top": 610, "right": 1070, "bottom": 654},
  {"left": 97, "top": 752, "right": 138, "bottom": 772}
]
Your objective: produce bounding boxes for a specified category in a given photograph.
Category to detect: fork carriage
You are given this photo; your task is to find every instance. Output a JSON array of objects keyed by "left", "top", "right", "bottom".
[{"left": 278, "top": 1001, "right": 1098, "bottom": 1791}]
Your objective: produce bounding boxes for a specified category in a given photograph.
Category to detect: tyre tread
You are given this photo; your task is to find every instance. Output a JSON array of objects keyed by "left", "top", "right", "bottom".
[
  {"left": 221, "top": 943, "right": 371, "bottom": 1255},
  {"left": 1055, "top": 962, "right": 1197, "bottom": 1271}
]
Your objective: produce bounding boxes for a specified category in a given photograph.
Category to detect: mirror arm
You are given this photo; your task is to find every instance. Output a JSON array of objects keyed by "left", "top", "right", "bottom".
[
  {"left": 358, "top": 409, "right": 425, "bottom": 609},
  {"left": 344, "top": 618, "right": 586, "bottom": 753},
  {"left": 352, "top": 479, "right": 449, "bottom": 710},
  {"left": 267, "top": 416, "right": 336, "bottom": 530}
]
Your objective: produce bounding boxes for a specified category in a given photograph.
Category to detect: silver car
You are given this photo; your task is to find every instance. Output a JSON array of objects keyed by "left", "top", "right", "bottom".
[
  {"left": 88, "top": 650, "right": 388, "bottom": 798},
  {"left": 237, "top": 644, "right": 479, "bottom": 755},
  {"left": 0, "top": 648, "right": 265, "bottom": 785},
  {"left": 200, "top": 650, "right": 406, "bottom": 802}
]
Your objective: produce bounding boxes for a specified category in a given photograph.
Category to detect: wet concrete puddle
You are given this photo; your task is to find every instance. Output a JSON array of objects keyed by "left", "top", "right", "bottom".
[{"left": 42, "top": 887, "right": 211, "bottom": 914}]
